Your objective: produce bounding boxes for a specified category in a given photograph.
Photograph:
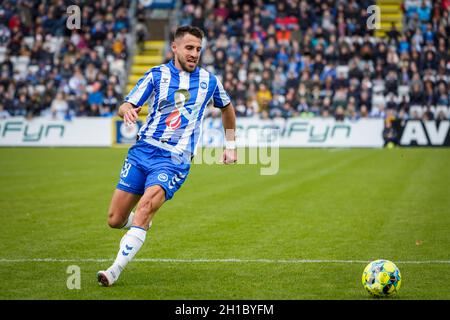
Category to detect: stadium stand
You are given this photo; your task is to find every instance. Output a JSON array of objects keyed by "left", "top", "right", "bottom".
[
  {"left": 178, "top": 0, "right": 450, "bottom": 122},
  {"left": 0, "top": 0, "right": 449, "bottom": 123},
  {"left": 0, "top": 0, "right": 132, "bottom": 119}
]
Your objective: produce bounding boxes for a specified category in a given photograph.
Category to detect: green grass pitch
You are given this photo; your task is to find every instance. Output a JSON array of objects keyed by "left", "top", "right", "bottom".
[{"left": 0, "top": 147, "right": 449, "bottom": 299}]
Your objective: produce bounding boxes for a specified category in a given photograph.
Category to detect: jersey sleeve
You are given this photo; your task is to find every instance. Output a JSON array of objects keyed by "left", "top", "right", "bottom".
[
  {"left": 124, "top": 69, "right": 154, "bottom": 107},
  {"left": 212, "top": 76, "right": 231, "bottom": 108}
]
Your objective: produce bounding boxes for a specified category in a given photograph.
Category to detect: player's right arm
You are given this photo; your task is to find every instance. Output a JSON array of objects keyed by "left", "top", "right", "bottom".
[
  {"left": 119, "top": 68, "right": 155, "bottom": 124},
  {"left": 118, "top": 102, "right": 141, "bottom": 125}
]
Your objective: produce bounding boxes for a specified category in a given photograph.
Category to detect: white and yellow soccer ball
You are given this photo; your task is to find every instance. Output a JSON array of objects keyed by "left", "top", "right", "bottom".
[{"left": 362, "top": 259, "right": 402, "bottom": 297}]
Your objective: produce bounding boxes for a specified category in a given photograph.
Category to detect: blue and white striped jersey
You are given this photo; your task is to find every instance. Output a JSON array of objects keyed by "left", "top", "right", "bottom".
[{"left": 125, "top": 60, "right": 231, "bottom": 157}]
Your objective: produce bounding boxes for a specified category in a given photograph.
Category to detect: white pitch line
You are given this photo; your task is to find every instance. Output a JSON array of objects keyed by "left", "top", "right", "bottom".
[{"left": 0, "top": 258, "right": 449, "bottom": 264}]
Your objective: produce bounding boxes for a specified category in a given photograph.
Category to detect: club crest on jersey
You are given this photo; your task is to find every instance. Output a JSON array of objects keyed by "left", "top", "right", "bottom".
[{"left": 200, "top": 81, "right": 207, "bottom": 89}]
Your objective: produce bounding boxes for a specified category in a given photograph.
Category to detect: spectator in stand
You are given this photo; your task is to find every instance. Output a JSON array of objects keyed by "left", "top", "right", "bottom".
[
  {"left": 103, "top": 87, "right": 119, "bottom": 111},
  {"left": 268, "top": 93, "right": 283, "bottom": 119},
  {"left": 50, "top": 91, "right": 68, "bottom": 119},
  {"left": 387, "top": 23, "right": 401, "bottom": 44},
  {"left": 422, "top": 105, "right": 435, "bottom": 120},
  {"left": 256, "top": 83, "right": 272, "bottom": 115},
  {"left": 417, "top": 0, "right": 432, "bottom": 23},
  {"left": 410, "top": 82, "right": 425, "bottom": 105},
  {"left": 0, "top": 103, "right": 10, "bottom": 119},
  {"left": 436, "top": 82, "right": 450, "bottom": 105},
  {"left": 334, "top": 105, "right": 345, "bottom": 121},
  {"left": 281, "top": 101, "right": 294, "bottom": 119}
]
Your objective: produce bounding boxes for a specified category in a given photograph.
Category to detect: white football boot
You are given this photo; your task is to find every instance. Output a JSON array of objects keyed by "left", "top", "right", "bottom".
[{"left": 97, "top": 269, "right": 119, "bottom": 287}]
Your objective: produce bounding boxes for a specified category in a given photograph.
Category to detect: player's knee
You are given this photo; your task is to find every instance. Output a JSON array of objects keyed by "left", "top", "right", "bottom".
[{"left": 107, "top": 210, "right": 124, "bottom": 229}]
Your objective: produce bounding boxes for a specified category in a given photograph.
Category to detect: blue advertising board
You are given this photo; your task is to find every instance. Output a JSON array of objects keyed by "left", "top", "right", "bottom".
[
  {"left": 114, "top": 118, "right": 144, "bottom": 145},
  {"left": 139, "top": 0, "right": 176, "bottom": 9}
]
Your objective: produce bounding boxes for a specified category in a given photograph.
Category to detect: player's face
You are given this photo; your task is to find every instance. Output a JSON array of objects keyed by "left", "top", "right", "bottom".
[{"left": 172, "top": 34, "right": 202, "bottom": 72}]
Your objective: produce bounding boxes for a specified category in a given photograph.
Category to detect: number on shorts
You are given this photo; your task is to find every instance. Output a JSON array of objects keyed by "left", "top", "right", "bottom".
[{"left": 120, "top": 161, "right": 132, "bottom": 178}]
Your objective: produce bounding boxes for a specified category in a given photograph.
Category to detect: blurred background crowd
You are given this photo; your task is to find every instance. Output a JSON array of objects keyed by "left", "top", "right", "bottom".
[
  {"left": 0, "top": 0, "right": 131, "bottom": 119},
  {"left": 177, "top": 0, "right": 450, "bottom": 122},
  {"left": 0, "top": 0, "right": 449, "bottom": 122}
]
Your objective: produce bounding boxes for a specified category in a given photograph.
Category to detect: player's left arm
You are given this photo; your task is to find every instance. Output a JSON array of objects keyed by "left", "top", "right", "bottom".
[{"left": 220, "top": 102, "right": 237, "bottom": 164}]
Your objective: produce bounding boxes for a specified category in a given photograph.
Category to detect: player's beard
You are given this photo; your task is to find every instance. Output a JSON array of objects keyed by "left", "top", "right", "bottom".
[{"left": 177, "top": 55, "right": 198, "bottom": 72}]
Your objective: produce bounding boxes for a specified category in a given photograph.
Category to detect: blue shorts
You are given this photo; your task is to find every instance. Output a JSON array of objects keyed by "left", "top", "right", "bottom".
[{"left": 116, "top": 140, "right": 190, "bottom": 200}]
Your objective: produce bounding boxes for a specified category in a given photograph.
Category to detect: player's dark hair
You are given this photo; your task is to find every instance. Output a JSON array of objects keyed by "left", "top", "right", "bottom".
[{"left": 173, "top": 25, "right": 204, "bottom": 41}]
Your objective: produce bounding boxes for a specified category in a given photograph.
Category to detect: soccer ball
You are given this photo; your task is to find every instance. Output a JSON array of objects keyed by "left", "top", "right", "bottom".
[{"left": 362, "top": 259, "right": 402, "bottom": 297}]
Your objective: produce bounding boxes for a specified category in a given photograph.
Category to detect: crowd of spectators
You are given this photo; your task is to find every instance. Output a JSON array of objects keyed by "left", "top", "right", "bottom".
[
  {"left": 1, "top": 0, "right": 449, "bottom": 123},
  {"left": 0, "top": 0, "right": 131, "bottom": 120},
  {"left": 178, "top": 0, "right": 450, "bottom": 122}
]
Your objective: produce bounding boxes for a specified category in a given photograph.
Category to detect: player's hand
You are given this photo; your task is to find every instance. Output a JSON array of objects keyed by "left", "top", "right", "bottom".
[
  {"left": 124, "top": 106, "right": 141, "bottom": 125},
  {"left": 222, "top": 148, "right": 237, "bottom": 165}
]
